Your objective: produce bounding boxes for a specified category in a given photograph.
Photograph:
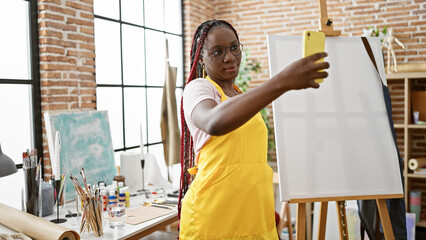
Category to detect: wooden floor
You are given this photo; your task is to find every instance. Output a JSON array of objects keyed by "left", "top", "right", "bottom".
[{"left": 140, "top": 231, "right": 179, "bottom": 240}]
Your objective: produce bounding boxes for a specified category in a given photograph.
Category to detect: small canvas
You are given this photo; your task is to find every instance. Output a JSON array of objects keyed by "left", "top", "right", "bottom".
[{"left": 44, "top": 110, "right": 116, "bottom": 201}]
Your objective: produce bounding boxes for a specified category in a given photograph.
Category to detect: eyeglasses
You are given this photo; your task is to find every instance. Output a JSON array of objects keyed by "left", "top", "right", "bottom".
[{"left": 204, "top": 42, "right": 244, "bottom": 59}]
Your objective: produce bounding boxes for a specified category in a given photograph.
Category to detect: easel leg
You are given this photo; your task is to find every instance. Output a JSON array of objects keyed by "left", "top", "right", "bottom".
[
  {"left": 307, "top": 203, "right": 313, "bottom": 240},
  {"left": 278, "top": 202, "right": 294, "bottom": 240},
  {"left": 376, "top": 199, "right": 395, "bottom": 240},
  {"left": 296, "top": 203, "right": 306, "bottom": 240},
  {"left": 317, "top": 202, "right": 328, "bottom": 240},
  {"left": 287, "top": 202, "right": 294, "bottom": 240},
  {"left": 336, "top": 201, "right": 348, "bottom": 240}
]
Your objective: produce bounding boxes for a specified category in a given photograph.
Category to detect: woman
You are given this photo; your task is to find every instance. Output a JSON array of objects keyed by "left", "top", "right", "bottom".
[{"left": 178, "top": 19, "right": 329, "bottom": 240}]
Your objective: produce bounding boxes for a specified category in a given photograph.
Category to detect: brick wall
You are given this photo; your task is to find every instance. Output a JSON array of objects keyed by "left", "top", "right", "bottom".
[
  {"left": 183, "top": 0, "right": 426, "bottom": 162},
  {"left": 183, "top": 0, "right": 215, "bottom": 79},
  {"left": 38, "top": 0, "right": 96, "bottom": 180},
  {"left": 36, "top": 0, "right": 425, "bottom": 174}
]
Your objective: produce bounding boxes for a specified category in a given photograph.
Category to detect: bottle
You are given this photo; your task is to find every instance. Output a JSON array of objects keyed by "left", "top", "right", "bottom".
[
  {"left": 101, "top": 188, "right": 109, "bottom": 211},
  {"left": 119, "top": 188, "right": 126, "bottom": 206},
  {"left": 123, "top": 186, "right": 130, "bottom": 207},
  {"left": 118, "top": 182, "right": 124, "bottom": 193},
  {"left": 108, "top": 202, "right": 126, "bottom": 229},
  {"left": 111, "top": 182, "right": 118, "bottom": 198},
  {"left": 108, "top": 189, "right": 117, "bottom": 205},
  {"left": 107, "top": 189, "right": 125, "bottom": 229}
]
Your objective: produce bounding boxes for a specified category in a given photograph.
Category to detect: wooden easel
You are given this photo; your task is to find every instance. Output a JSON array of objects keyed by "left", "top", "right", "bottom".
[
  {"left": 317, "top": 0, "right": 341, "bottom": 36},
  {"left": 293, "top": 195, "right": 401, "bottom": 240},
  {"left": 289, "top": 1, "right": 401, "bottom": 240},
  {"left": 274, "top": 172, "right": 294, "bottom": 240}
]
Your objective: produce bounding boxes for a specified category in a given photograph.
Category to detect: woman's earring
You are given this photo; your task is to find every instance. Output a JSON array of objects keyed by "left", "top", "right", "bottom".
[{"left": 202, "top": 64, "right": 206, "bottom": 78}]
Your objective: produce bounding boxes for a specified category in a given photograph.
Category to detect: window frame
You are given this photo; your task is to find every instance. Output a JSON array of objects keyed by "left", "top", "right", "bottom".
[
  {"left": 94, "top": 0, "right": 185, "bottom": 154},
  {"left": 0, "top": 0, "right": 42, "bottom": 170}
]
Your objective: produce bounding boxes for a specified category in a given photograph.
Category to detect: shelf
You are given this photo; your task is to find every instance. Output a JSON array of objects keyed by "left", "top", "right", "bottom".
[
  {"left": 408, "top": 173, "right": 426, "bottom": 179},
  {"left": 386, "top": 72, "right": 426, "bottom": 79},
  {"left": 393, "top": 124, "right": 426, "bottom": 129},
  {"left": 417, "top": 219, "right": 426, "bottom": 228},
  {"left": 408, "top": 124, "right": 426, "bottom": 129},
  {"left": 388, "top": 72, "right": 426, "bottom": 236}
]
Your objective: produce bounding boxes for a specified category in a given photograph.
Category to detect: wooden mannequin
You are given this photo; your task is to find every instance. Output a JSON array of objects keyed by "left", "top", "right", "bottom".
[{"left": 382, "top": 28, "right": 405, "bottom": 73}]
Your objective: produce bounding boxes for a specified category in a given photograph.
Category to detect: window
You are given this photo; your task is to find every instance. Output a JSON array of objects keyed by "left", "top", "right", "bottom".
[
  {"left": 94, "top": 0, "right": 183, "bottom": 178},
  {"left": 0, "top": 0, "right": 42, "bottom": 208}
]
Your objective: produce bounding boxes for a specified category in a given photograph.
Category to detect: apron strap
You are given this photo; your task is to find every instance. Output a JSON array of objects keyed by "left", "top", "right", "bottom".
[{"left": 205, "top": 76, "right": 242, "bottom": 102}]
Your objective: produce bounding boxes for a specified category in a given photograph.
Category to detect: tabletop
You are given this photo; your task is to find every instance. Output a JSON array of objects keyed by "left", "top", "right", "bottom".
[{"left": 0, "top": 191, "right": 179, "bottom": 240}]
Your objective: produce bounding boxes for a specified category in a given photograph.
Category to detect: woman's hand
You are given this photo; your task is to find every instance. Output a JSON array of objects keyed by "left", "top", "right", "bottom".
[{"left": 271, "top": 52, "right": 330, "bottom": 92}]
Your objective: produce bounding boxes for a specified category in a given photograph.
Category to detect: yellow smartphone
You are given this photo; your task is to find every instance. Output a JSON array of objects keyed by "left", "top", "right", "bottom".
[{"left": 303, "top": 30, "right": 325, "bottom": 83}]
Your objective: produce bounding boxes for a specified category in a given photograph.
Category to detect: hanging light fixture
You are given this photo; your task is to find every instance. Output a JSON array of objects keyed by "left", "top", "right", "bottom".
[{"left": 0, "top": 143, "right": 18, "bottom": 177}]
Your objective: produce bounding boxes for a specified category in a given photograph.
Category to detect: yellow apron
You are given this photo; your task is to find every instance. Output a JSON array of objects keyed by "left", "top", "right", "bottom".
[{"left": 180, "top": 77, "right": 278, "bottom": 240}]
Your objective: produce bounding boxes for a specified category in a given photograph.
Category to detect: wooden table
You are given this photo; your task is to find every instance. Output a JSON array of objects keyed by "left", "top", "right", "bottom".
[{"left": 0, "top": 194, "right": 178, "bottom": 240}]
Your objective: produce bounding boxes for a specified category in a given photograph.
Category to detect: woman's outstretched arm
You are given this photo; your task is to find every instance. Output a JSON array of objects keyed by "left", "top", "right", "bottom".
[{"left": 191, "top": 52, "right": 329, "bottom": 136}]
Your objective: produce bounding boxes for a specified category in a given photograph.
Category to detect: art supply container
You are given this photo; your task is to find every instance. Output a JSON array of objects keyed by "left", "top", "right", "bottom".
[
  {"left": 413, "top": 111, "right": 420, "bottom": 124},
  {"left": 101, "top": 188, "right": 109, "bottom": 211},
  {"left": 41, "top": 181, "right": 54, "bottom": 216},
  {"left": 23, "top": 166, "right": 40, "bottom": 216},
  {"left": 108, "top": 202, "right": 125, "bottom": 229},
  {"left": 410, "top": 190, "right": 422, "bottom": 222}
]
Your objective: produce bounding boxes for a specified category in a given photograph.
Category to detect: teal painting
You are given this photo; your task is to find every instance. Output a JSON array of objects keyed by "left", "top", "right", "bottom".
[{"left": 45, "top": 111, "right": 116, "bottom": 201}]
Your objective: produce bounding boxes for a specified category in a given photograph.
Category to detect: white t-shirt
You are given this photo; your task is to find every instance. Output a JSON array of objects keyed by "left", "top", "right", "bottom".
[{"left": 182, "top": 78, "right": 222, "bottom": 155}]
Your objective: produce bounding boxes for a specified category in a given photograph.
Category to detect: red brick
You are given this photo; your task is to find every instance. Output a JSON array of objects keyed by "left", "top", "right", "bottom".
[
  {"left": 44, "top": 96, "right": 79, "bottom": 102},
  {"left": 39, "top": 0, "right": 61, "bottom": 4},
  {"left": 67, "top": 17, "right": 93, "bottom": 27},
  {"left": 77, "top": 66, "right": 95, "bottom": 73},
  {"left": 39, "top": 20, "right": 77, "bottom": 31},
  {"left": 83, "top": 59, "right": 95, "bottom": 66},
  {"left": 78, "top": 74, "right": 95, "bottom": 81},
  {"left": 80, "top": 102, "right": 96, "bottom": 109},
  {"left": 413, "top": 32, "right": 426, "bottom": 37},
  {"left": 386, "top": 5, "right": 419, "bottom": 12},
  {"left": 40, "top": 72, "right": 61, "bottom": 78},
  {"left": 44, "top": 103, "right": 68, "bottom": 110},
  {"left": 40, "top": 55, "right": 69, "bottom": 62},
  {"left": 80, "top": 81, "right": 96, "bottom": 87},
  {"left": 44, "top": 88, "right": 68, "bottom": 95},
  {"left": 79, "top": 12, "right": 94, "bottom": 20},
  {"left": 67, "top": 50, "right": 95, "bottom": 58},
  {"left": 40, "top": 46, "right": 65, "bottom": 54},
  {"left": 67, "top": 33, "right": 94, "bottom": 43},
  {"left": 39, "top": 29, "right": 63, "bottom": 38},
  {"left": 39, "top": 12, "right": 64, "bottom": 21},
  {"left": 80, "top": 27, "right": 94, "bottom": 35},
  {"left": 81, "top": 96, "right": 96, "bottom": 101},
  {"left": 79, "top": 0, "right": 93, "bottom": 4},
  {"left": 79, "top": 88, "right": 96, "bottom": 95},
  {"left": 79, "top": 43, "right": 95, "bottom": 51},
  {"left": 38, "top": 4, "right": 76, "bottom": 16},
  {"left": 40, "top": 63, "right": 77, "bottom": 71},
  {"left": 65, "top": 1, "right": 93, "bottom": 12},
  {"left": 39, "top": 38, "right": 76, "bottom": 48}
]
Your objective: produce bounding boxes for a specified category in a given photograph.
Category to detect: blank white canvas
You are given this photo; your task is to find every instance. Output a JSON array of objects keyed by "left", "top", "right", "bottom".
[{"left": 267, "top": 35, "right": 403, "bottom": 202}]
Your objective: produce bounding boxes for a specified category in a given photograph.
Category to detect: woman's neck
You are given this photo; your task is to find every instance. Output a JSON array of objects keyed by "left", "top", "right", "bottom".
[{"left": 207, "top": 76, "right": 239, "bottom": 97}]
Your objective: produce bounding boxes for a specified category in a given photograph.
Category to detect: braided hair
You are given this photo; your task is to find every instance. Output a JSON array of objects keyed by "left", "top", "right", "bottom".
[{"left": 178, "top": 19, "right": 239, "bottom": 218}]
